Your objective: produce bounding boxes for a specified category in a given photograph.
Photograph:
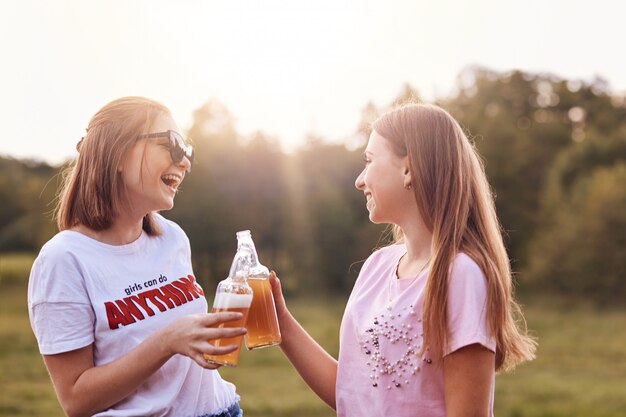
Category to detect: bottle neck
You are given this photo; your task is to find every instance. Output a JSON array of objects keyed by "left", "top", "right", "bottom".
[
  {"left": 237, "top": 236, "right": 269, "bottom": 277},
  {"left": 237, "top": 237, "right": 261, "bottom": 266},
  {"left": 228, "top": 246, "right": 252, "bottom": 281}
]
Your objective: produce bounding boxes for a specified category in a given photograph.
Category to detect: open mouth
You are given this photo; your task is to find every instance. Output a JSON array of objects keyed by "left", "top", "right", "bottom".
[
  {"left": 161, "top": 174, "right": 182, "bottom": 190},
  {"left": 365, "top": 193, "right": 374, "bottom": 209}
]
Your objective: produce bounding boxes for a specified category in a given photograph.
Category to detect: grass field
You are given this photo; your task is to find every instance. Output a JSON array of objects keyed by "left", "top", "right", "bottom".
[{"left": 1, "top": 252, "right": 626, "bottom": 416}]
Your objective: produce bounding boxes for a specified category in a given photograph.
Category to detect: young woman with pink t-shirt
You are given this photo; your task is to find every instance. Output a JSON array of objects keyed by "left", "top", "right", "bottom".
[{"left": 270, "top": 103, "right": 536, "bottom": 416}]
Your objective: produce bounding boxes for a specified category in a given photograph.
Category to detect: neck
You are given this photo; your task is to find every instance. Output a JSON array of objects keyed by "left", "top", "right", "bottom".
[
  {"left": 396, "top": 219, "right": 433, "bottom": 278},
  {"left": 400, "top": 217, "right": 432, "bottom": 258},
  {"left": 74, "top": 213, "right": 146, "bottom": 246}
]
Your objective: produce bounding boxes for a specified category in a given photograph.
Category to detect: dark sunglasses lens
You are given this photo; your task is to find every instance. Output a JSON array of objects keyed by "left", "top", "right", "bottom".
[
  {"left": 169, "top": 132, "right": 192, "bottom": 164},
  {"left": 170, "top": 147, "right": 184, "bottom": 164}
]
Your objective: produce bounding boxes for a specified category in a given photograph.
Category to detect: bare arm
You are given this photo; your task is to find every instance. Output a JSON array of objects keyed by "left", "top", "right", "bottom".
[
  {"left": 270, "top": 272, "right": 338, "bottom": 410},
  {"left": 43, "top": 312, "right": 246, "bottom": 417},
  {"left": 443, "top": 343, "right": 495, "bottom": 417}
]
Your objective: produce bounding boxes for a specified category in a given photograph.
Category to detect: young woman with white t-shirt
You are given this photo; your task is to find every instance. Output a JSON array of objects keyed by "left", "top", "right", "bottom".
[
  {"left": 28, "top": 97, "right": 245, "bottom": 417},
  {"left": 269, "top": 103, "right": 537, "bottom": 417}
]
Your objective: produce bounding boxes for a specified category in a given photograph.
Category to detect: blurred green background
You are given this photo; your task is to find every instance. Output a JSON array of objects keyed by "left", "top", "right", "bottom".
[{"left": 1, "top": 67, "right": 626, "bottom": 416}]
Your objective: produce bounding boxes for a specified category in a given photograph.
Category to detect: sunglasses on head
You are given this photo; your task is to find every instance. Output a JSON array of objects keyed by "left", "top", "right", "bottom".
[{"left": 137, "top": 130, "right": 194, "bottom": 172}]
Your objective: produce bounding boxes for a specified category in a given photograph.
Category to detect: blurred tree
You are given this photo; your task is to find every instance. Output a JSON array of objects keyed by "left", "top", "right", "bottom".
[
  {"left": 0, "top": 157, "right": 58, "bottom": 251},
  {"left": 5, "top": 67, "right": 626, "bottom": 303},
  {"left": 167, "top": 100, "right": 242, "bottom": 287},
  {"left": 392, "top": 83, "right": 421, "bottom": 107},
  {"left": 169, "top": 100, "right": 289, "bottom": 290},
  {"left": 170, "top": 100, "right": 384, "bottom": 295},
  {"left": 526, "top": 162, "right": 626, "bottom": 303},
  {"left": 294, "top": 137, "right": 383, "bottom": 292},
  {"left": 526, "top": 131, "right": 626, "bottom": 302},
  {"left": 443, "top": 66, "right": 626, "bottom": 269}
]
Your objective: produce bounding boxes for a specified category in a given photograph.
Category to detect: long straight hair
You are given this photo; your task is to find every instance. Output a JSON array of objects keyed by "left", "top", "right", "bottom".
[
  {"left": 372, "top": 103, "right": 536, "bottom": 371},
  {"left": 56, "top": 96, "right": 171, "bottom": 235}
]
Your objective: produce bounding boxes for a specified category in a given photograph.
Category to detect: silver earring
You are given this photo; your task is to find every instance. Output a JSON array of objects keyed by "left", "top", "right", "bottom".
[{"left": 405, "top": 184, "right": 412, "bottom": 190}]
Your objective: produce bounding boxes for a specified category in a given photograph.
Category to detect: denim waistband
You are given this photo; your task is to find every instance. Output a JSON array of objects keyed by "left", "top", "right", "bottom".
[{"left": 196, "top": 402, "right": 242, "bottom": 417}]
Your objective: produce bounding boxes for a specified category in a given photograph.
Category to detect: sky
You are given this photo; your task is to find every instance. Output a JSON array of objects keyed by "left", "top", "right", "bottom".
[{"left": 1, "top": 0, "right": 624, "bottom": 165}]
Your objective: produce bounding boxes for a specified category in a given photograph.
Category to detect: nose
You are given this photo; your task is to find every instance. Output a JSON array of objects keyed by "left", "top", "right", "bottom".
[
  {"left": 178, "top": 155, "right": 192, "bottom": 173},
  {"left": 355, "top": 169, "right": 365, "bottom": 190}
]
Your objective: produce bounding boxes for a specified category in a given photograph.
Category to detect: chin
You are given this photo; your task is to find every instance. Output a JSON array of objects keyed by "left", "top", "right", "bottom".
[
  {"left": 368, "top": 212, "right": 383, "bottom": 224},
  {"left": 157, "top": 198, "right": 175, "bottom": 211},
  {"left": 368, "top": 209, "right": 393, "bottom": 225}
]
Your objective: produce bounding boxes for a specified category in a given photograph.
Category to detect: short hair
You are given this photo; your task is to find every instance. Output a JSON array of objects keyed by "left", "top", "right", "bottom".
[{"left": 56, "top": 96, "right": 171, "bottom": 235}]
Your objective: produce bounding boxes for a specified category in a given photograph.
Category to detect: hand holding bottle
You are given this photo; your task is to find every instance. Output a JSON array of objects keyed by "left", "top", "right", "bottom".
[
  {"left": 268, "top": 271, "right": 291, "bottom": 326},
  {"left": 163, "top": 312, "right": 247, "bottom": 369}
]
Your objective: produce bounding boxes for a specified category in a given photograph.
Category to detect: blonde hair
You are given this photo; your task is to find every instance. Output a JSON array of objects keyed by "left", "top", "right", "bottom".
[
  {"left": 372, "top": 103, "right": 536, "bottom": 371},
  {"left": 56, "top": 96, "right": 171, "bottom": 235}
]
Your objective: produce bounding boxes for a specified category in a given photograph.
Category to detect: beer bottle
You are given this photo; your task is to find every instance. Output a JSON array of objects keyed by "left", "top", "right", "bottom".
[
  {"left": 204, "top": 246, "right": 253, "bottom": 367},
  {"left": 236, "top": 230, "right": 282, "bottom": 349}
]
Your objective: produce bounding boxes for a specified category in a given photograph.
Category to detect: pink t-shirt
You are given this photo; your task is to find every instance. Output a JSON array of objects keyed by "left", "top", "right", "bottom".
[{"left": 336, "top": 244, "right": 496, "bottom": 417}]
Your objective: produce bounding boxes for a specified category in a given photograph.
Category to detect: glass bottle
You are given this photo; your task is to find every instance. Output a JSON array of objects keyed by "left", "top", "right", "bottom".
[
  {"left": 204, "top": 246, "right": 253, "bottom": 367},
  {"left": 236, "top": 230, "right": 282, "bottom": 349}
]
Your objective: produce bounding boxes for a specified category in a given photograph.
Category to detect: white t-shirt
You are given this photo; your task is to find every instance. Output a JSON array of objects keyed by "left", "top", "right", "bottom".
[{"left": 28, "top": 214, "right": 239, "bottom": 417}]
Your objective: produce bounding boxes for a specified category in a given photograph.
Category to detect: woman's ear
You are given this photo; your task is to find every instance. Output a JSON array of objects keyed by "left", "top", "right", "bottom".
[{"left": 402, "top": 157, "right": 412, "bottom": 189}]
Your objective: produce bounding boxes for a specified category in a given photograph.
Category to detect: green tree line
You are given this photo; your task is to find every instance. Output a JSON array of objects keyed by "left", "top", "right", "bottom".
[{"left": 1, "top": 67, "right": 625, "bottom": 303}]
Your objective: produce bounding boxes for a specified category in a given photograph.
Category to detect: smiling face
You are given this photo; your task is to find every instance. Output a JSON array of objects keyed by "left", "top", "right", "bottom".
[
  {"left": 119, "top": 113, "right": 191, "bottom": 217},
  {"left": 355, "top": 130, "right": 414, "bottom": 225}
]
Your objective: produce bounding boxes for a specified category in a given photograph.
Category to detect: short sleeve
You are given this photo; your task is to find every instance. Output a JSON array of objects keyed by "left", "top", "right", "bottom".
[
  {"left": 444, "top": 254, "right": 496, "bottom": 356},
  {"left": 28, "top": 246, "right": 95, "bottom": 355}
]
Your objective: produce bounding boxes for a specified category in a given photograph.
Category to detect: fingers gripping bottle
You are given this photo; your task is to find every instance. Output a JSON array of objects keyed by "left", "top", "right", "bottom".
[
  {"left": 236, "top": 230, "right": 282, "bottom": 349},
  {"left": 204, "top": 247, "right": 253, "bottom": 367}
]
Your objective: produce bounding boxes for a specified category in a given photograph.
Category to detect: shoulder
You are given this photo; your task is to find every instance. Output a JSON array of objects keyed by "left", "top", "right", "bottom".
[
  {"left": 29, "top": 232, "right": 90, "bottom": 306},
  {"left": 365, "top": 244, "right": 405, "bottom": 267},
  {"left": 350, "top": 244, "right": 404, "bottom": 293},
  {"left": 357, "top": 244, "right": 405, "bottom": 278},
  {"left": 34, "top": 231, "right": 85, "bottom": 268},
  {"left": 450, "top": 253, "right": 485, "bottom": 282},
  {"left": 153, "top": 213, "right": 192, "bottom": 257},
  {"left": 153, "top": 213, "right": 188, "bottom": 241},
  {"left": 447, "top": 253, "right": 488, "bottom": 303},
  {"left": 154, "top": 213, "right": 183, "bottom": 234}
]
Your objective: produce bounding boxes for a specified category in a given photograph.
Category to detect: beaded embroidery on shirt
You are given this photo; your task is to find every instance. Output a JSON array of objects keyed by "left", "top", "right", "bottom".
[{"left": 360, "top": 303, "right": 433, "bottom": 389}]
